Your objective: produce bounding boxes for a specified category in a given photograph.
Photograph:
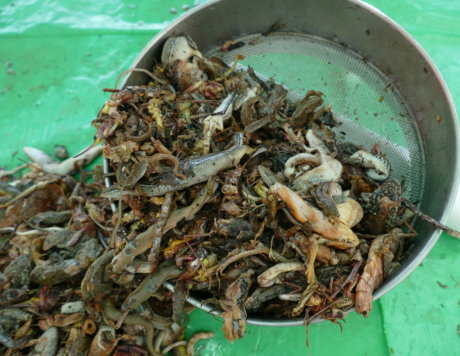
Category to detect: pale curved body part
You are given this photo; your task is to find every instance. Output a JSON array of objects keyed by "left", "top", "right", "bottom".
[
  {"left": 291, "top": 153, "right": 342, "bottom": 192},
  {"left": 284, "top": 129, "right": 342, "bottom": 191},
  {"left": 257, "top": 262, "right": 305, "bottom": 287},
  {"left": 24, "top": 145, "right": 102, "bottom": 175},
  {"left": 284, "top": 153, "right": 320, "bottom": 179},
  {"left": 336, "top": 197, "right": 364, "bottom": 227},
  {"left": 164, "top": 178, "right": 218, "bottom": 232},
  {"left": 346, "top": 150, "right": 390, "bottom": 181},
  {"left": 305, "top": 129, "right": 330, "bottom": 155}
]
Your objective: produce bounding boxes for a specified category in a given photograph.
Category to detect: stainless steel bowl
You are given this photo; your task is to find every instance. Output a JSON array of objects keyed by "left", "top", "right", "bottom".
[{"left": 107, "top": 0, "right": 459, "bottom": 326}]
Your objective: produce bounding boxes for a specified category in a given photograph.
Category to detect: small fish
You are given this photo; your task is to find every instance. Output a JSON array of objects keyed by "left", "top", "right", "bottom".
[{"left": 102, "top": 133, "right": 251, "bottom": 198}]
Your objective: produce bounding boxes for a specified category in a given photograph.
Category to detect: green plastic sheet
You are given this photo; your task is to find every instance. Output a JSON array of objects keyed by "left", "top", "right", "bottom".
[{"left": 1, "top": 1, "right": 459, "bottom": 355}]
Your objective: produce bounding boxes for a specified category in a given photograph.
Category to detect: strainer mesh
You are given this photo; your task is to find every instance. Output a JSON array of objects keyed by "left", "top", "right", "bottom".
[{"left": 208, "top": 33, "right": 424, "bottom": 201}]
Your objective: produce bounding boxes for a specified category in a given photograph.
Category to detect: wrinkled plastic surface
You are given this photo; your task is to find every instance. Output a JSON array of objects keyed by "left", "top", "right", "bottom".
[{"left": 0, "top": 1, "right": 459, "bottom": 355}]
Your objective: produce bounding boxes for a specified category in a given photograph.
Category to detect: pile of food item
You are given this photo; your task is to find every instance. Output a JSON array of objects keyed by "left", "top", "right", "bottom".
[{"left": 1, "top": 36, "right": 458, "bottom": 355}]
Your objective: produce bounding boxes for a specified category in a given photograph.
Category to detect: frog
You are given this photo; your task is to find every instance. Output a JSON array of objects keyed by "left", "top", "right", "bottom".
[{"left": 358, "top": 179, "right": 408, "bottom": 234}]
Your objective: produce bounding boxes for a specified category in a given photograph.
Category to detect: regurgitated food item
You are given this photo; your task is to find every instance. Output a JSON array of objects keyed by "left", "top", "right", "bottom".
[
  {"left": 0, "top": 36, "right": 458, "bottom": 355},
  {"left": 93, "top": 36, "right": 459, "bottom": 341}
]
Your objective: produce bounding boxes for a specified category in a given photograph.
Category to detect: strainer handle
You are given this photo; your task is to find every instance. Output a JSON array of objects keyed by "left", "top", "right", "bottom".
[{"left": 446, "top": 185, "right": 460, "bottom": 232}]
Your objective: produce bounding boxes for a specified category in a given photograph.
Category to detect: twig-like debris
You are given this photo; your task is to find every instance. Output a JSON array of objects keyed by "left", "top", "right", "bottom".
[
  {"left": 147, "top": 192, "right": 174, "bottom": 271},
  {"left": 402, "top": 198, "right": 460, "bottom": 239},
  {"left": 207, "top": 246, "right": 290, "bottom": 277},
  {"left": 0, "top": 163, "right": 28, "bottom": 179},
  {"left": 330, "top": 260, "right": 363, "bottom": 299},
  {"left": 0, "top": 178, "right": 58, "bottom": 208},
  {"left": 101, "top": 298, "right": 162, "bottom": 356},
  {"left": 121, "top": 261, "right": 182, "bottom": 311},
  {"left": 115, "top": 68, "right": 167, "bottom": 88}
]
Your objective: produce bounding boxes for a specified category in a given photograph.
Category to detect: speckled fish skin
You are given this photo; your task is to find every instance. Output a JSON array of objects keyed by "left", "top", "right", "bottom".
[{"left": 139, "top": 132, "right": 248, "bottom": 196}]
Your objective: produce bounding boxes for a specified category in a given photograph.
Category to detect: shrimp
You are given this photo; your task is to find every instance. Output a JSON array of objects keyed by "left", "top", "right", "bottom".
[
  {"left": 270, "top": 182, "right": 359, "bottom": 249},
  {"left": 355, "top": 230, "right": 403, "bottom": 316}
]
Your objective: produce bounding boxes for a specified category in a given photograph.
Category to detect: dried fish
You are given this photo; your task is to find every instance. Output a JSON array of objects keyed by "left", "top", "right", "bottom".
[
  {"left": 102, "top": 133, "right": 251, "bottom": 198},
  {"left": 110, "top": 191, "right": 173, "bottom": 274},
  {"left": 31, "top": 327, "right": 59, "bottom": 356},
  {"left": 28, "top": 210, "right": 72, "bottom": 227},
  {"left": 257, "top": 262, "right": 304, "bottom": 287},
  {"left": 101, "top": 298, "right": 164, "bottom": 356},
  {"left": 3, "top": 255, "right": 31, "bottom": 287},
  {"left": 0, "top": 178, "right": 59, "bottom": 209},
  {"left": 31, "top": 259, "right": 83, "bottom": 285},
  {"left": 245, "top": 284, "right": 290, "bottom": 310},
  {"left": 81, "top": 250, "right": 114, "bottom": 301},
  {"left": 206, "top": 245, "right": 289, "bottom": 277},
  {"left": 139, "top": 133, "right": 251, "bottom": 197},
  {"left": 122, "top": 261, "right": 182, "bottom": 311},
  {"left": 0, "top": 324, "right": 29, "bottom": 350},
  {"left": 172, "top": 282, "right": 189, "bottom": 327}
]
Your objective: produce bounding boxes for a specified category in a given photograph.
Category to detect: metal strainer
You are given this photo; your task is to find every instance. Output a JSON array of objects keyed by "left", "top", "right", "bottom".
[{"left": 111, "top": 0, "right": 459, "bottom": 326}]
